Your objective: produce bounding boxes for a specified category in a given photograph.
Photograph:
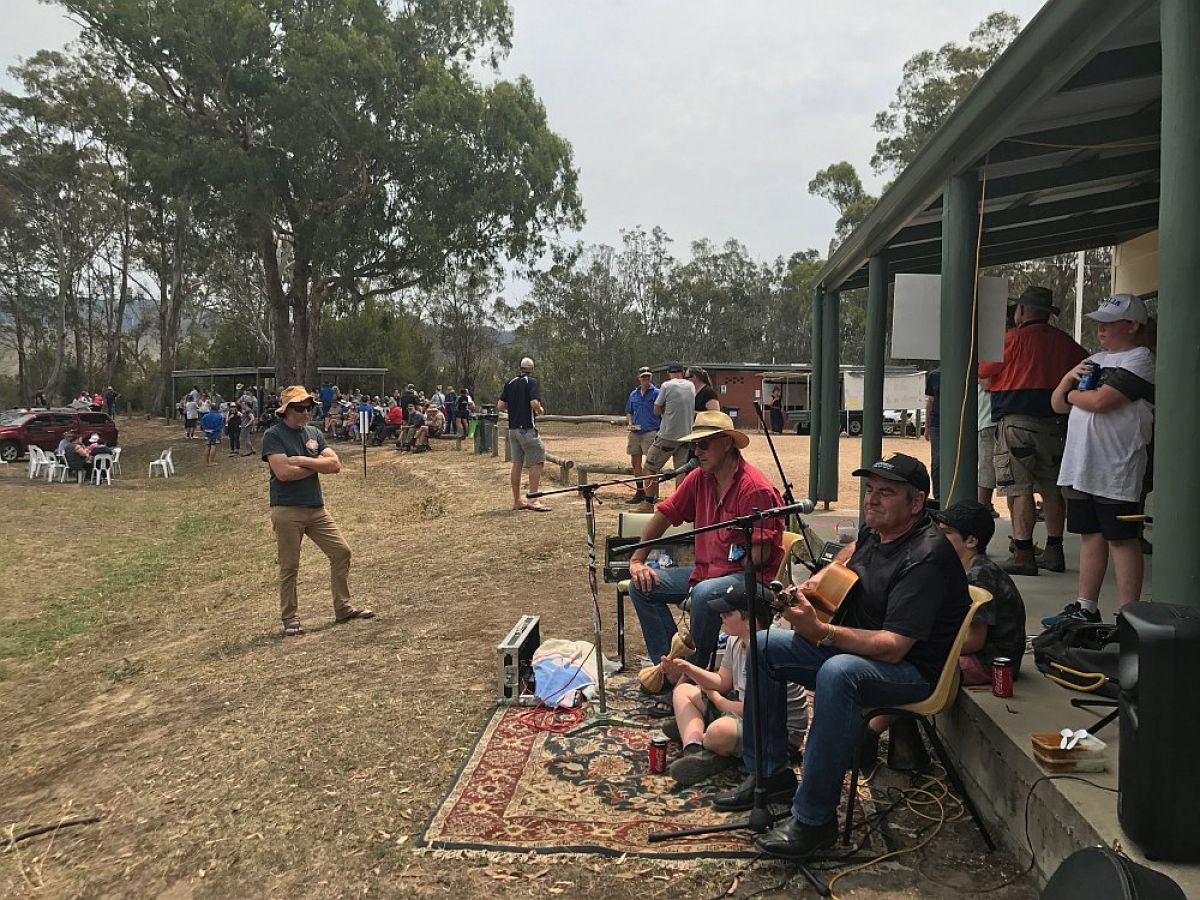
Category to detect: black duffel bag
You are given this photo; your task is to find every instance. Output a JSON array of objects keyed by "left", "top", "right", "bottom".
[
  {"left": 1031, "top": 619, "right": 1120, "bottom": 698},
  {"left": 1041, "top": 847, "right": 1185, "bottom": 900}
]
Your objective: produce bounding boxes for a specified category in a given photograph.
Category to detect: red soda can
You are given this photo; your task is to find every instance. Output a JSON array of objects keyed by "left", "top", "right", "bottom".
[
  {"left": 648, "top": 736, "right": 669, "bottom": 774},
  {"left": 992, "top": 657, "right": 1013, "bottom": 698}
]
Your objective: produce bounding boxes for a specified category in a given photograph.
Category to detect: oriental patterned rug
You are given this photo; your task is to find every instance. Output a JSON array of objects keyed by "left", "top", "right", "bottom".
[{"left": 418, "top": 679, "right": 875, "bottom": 860}]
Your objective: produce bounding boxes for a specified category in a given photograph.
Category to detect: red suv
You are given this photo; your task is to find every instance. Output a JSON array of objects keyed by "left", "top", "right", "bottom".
[{"left": 0, "top": 408, "right": 120, "bottom": 462}]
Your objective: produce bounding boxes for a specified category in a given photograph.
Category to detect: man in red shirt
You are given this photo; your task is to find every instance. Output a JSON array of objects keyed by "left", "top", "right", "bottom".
[
  {"left": 978, "top": 286, "right": 1086, "bottom": 575},
  {"left": 626, "top": 411, "right": 784, "bottom": 671}
]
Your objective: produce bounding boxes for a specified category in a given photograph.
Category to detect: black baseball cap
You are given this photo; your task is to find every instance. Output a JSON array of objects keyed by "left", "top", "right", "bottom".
[
  {"left": 708, "top": 582, "right": 750, "bottom": 615},
  {"left": 852, "top": 453, "right": 930, "bottom": 495},
  {"left": 931, "top": 500, "right": 995, "bottom": 550}
]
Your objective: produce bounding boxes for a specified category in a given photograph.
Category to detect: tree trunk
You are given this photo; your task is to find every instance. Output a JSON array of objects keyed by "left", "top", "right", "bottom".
[
  {"left": 262, "top": 229, "right": 296, "bottom": 386},
  {"left": 152, "top": 207, "right": 189, "bottom": 416},
  {"left": 102, "top": 207, "right": 132, "bottom": 387},
  {"left": 42, "top": 254, "right": 70, "bottom": 403}
]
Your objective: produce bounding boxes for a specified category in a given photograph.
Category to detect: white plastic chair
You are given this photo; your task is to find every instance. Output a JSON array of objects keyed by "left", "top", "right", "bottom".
[
  {"left": 91, "top": 454, "right": 114, "bottom": 486},
  {"left": 27, "top": 446, "right": 49, "bottom": 479},
  {"left": 148, "top": 448, "right": 173, "bottom": 478},
  {"left": 46, "top": 450, "right": 68, "bottom": 482},
  {"left": 110, "top": 446, "right": 122, "bottom": 475}
]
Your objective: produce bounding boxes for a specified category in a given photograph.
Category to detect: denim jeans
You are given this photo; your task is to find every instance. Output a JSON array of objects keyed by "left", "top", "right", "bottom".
[
  {"left": 742, "top": 629, "right": 931, "bottom": 826},
  {"left": 629, "top": 568, "right": 768, "bottom": 668}
]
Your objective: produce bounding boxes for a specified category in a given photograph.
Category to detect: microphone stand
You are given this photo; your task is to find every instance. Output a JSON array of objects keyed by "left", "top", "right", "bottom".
[
  {"left": 616, "top": 500, "right": 832, "bottom": 896},
  {"left": 754, "top": 401, "right": 819, "bottom": 565},
  {"left": 527, "top": 466, "right": 689, "bottom": 735}
]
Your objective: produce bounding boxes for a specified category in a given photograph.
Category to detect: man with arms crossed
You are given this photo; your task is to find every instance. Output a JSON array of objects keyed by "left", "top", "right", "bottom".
[
  {"left": 730, "top": 454, "right": 968, "bottom": 860},
  {"left": 262, "top": 386, "right": 375, "bottom": 637}
]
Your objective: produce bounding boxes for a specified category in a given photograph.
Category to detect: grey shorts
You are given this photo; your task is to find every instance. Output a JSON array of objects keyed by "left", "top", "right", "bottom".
[
  {"left": 626, "top": 429, "right": 657, "bottom": 457},
  {"left": 645, "top": 435, "right": 689, "bottom": 473},
  {"left": 508, "top": 428, "right": 546, "bottom": 467},
  {"left": 978, "top": 425, "right": 998, "bottom": 489}
]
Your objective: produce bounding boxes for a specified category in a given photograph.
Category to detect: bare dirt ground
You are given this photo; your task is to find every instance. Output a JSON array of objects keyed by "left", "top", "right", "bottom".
[{"left": 0, "top": 419, "right": 1033, "bottom": 899}]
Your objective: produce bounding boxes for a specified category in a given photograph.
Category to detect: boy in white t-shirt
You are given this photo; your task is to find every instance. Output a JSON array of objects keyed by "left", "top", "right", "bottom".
[
  {"left": 1048, "top": 293, "right": 1155, "bottom": 624},
  {"left": 659, "top": 582, "right": 807, "bottom": 787}
]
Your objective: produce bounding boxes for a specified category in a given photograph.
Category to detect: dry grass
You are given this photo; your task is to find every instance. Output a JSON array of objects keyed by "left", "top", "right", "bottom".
[{"left": 0, "top": 420, "right": 1029, "bottom": 899}]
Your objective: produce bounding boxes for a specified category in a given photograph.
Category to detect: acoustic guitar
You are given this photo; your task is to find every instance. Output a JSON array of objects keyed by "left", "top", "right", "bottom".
[{"left": 769, "top": 561, "right": 860, "bottom": 624}]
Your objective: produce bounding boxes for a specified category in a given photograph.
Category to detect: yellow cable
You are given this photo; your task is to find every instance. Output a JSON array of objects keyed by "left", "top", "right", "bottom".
[
  {"left": 945, "top": 161, "right": 989, "bottom": 503},
  {"left": 828, "top": 776, "right": 950, "bottom": 900}
]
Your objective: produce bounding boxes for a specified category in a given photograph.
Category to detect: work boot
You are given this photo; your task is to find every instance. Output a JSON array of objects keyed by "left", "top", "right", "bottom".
[
  {"left": 1038, "top": 543, "right": 1066, "bottom": 573},
  {"left": 886, "top": 718, "right": 930, "bottom": 772},
  {"left": 753, "top": 816, "right": 837, "bottom": 860},
  {"left": 625, "top": 491, "right": 647, "bottom": 505},
  {"left": 1002, "top": 546, "right": 1038, "bottom": 576},
  {"left": 713, "top": 769, "right": 797, "bottom": 812}
]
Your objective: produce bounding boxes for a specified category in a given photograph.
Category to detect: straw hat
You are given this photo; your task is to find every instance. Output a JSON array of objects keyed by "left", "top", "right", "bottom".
[
  {"left": 275, "top": 385, "right": 316, "bottom": 414},
  {"left": 678, "top": 411, "right": 749, "bottom": 449}
]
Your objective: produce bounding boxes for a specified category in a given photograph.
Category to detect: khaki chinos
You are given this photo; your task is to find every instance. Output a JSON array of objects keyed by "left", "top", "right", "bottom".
[{"left": 270, "top": 505, "right": 353, "bottom": 624}]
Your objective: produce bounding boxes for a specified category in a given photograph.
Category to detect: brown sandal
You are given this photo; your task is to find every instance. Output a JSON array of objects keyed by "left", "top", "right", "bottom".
[
  {"left": 336, "top": 607, "right": 376, "bottom": 624},
  {"left": 283, "top": 619, "right": 305, "bottom": 637}
]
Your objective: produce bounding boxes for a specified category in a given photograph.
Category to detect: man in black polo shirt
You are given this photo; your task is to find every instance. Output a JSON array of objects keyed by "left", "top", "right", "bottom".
[
  {"left": 498, "top": 357, "right": 550, "bottom": 512},
  {"left": 261, "top": 385, "right": 375, "bottom": 636},
  {"left": 720, "top": 453, "right": 968, "bottom": 860}
]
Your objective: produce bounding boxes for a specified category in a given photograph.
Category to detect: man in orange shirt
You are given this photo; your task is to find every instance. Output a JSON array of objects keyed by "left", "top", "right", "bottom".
[{"left": 978, "top": 287, "right": 1086, "bottom": 576}]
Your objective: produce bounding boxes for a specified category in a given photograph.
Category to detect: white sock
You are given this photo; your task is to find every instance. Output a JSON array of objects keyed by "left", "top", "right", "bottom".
[{"left": 1077, "top": 598, "right": 1099, "bottom": 613}]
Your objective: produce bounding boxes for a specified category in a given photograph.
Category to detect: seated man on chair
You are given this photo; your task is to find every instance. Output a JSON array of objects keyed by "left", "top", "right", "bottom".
[
  {"left": 729, "top": 453, "right": 968, "bottom": 860},
  {"left": 626, "top": 411, "right": 784, "bottom": 677}
]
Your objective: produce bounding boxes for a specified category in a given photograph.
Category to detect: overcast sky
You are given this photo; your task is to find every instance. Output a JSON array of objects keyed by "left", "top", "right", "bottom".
[{"left": 4, "top": 0, "right": 1048, "bottom": 268}]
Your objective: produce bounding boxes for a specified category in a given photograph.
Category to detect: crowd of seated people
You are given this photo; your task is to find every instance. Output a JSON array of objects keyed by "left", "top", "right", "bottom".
[
  {"left": 54, "top": 429, "right": 114, "bottom": 480},
  {"left": 310, "top": 382, "right": 475, "bottom": 448}
]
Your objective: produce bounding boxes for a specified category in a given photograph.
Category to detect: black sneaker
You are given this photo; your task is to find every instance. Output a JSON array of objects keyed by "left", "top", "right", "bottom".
[
  {"left": 669, "top": 747, "right": 733, "bottom": 787},
  {"left": 1041, "top": 601, "right": 1102, "bottom": 628},
  {"left": 753, "top": 817, "right": 837, "bottom": 860},
  {"left": 661, "top": 720, "right": 681, "bottom": 743},
  {"left": 713, "top": 768, "right": 797, "bottom": 812},
  {"left": 625, "top": 492, "right": 647, "bottom": 505}
]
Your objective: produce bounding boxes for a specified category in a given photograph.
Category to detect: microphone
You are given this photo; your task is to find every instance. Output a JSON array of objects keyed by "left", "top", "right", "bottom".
[{"left": 657, "top": 457, "right": 700, "bottom": 480}]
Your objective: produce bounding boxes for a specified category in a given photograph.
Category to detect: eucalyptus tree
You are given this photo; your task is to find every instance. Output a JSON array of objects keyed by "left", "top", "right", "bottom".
[{"left": 59, "top": 0, "right": 582, "bottom": 386}]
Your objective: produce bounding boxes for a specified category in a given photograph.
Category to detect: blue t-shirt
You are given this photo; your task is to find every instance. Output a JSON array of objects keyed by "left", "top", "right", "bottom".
[
  {"left": 625, "top": 384, "right": 661, "bottom": 432},
  {"left": 319, "top": 385, "right": 334, "bottom": 406},
  {"left": 201, "top": 410, "right": 224, "bottom": 439}
]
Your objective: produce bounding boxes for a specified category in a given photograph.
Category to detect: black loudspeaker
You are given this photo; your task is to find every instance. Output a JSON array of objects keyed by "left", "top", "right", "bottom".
[
  {"left": 1040, "top": 848, "right": 1185, "bottom": 900},
  {"left": 1118, "top": 602, "right": 1200, "bottom": 861}
]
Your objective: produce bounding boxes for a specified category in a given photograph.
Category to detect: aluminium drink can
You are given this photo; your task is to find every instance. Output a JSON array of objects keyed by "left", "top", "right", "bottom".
[
  {"left": 992, "top": 657, "right": 1014, "bottom": 698},
  {"left": 1077, "top": 361, "right": 1102, "bottom": 391},
  {"left": 648, "top": 736, "right": 669, "bottom": 774}
]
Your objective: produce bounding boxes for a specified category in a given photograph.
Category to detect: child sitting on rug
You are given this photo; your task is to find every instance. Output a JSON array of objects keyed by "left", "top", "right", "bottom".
[{"left": 659, "top": 582, "right": 807, "bottom": 787}]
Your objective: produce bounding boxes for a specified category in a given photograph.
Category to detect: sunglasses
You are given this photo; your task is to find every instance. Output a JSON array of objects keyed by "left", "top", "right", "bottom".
[
  {"left": 694, "top": 435, "right": 725, "bottom": 451},
  {"left": 288, "top": 402, "right": 315, "bottom": 412}
]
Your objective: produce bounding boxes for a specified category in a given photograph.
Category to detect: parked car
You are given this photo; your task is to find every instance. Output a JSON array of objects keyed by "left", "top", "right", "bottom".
[
  {"left": 883, "top": 410, "right": 918, "bottom": 437},
  {"left": 0, "top": 408, "right": 120, "bottom": 462}
]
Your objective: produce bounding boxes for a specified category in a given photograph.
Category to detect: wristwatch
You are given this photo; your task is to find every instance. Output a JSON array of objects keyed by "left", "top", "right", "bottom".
[{"left": 817, "top": 624, "right": 836, "bottom": 648}]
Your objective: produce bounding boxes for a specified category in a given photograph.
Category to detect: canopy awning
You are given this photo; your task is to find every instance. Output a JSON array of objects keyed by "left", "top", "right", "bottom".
[{"left": 815, "top": 0, "right": 1161, "bottom": 291}]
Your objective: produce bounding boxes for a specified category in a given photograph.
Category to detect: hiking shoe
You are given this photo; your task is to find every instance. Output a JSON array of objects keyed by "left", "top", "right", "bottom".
[
  {"left": 1041, "top": 601, "right": 1102, "bottom": 628},
  {"left": 1038, "top": 543, "right": 1066, "bottom": 573},
  {"left": 1002, "top": 547, "right": 1039, "bottom": 576},
  {"left": 669, "top": 747, "right": 733, "bottom": 787},
  {"left": 625, "top": 492, "right": 647, "bottom": 505}
]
